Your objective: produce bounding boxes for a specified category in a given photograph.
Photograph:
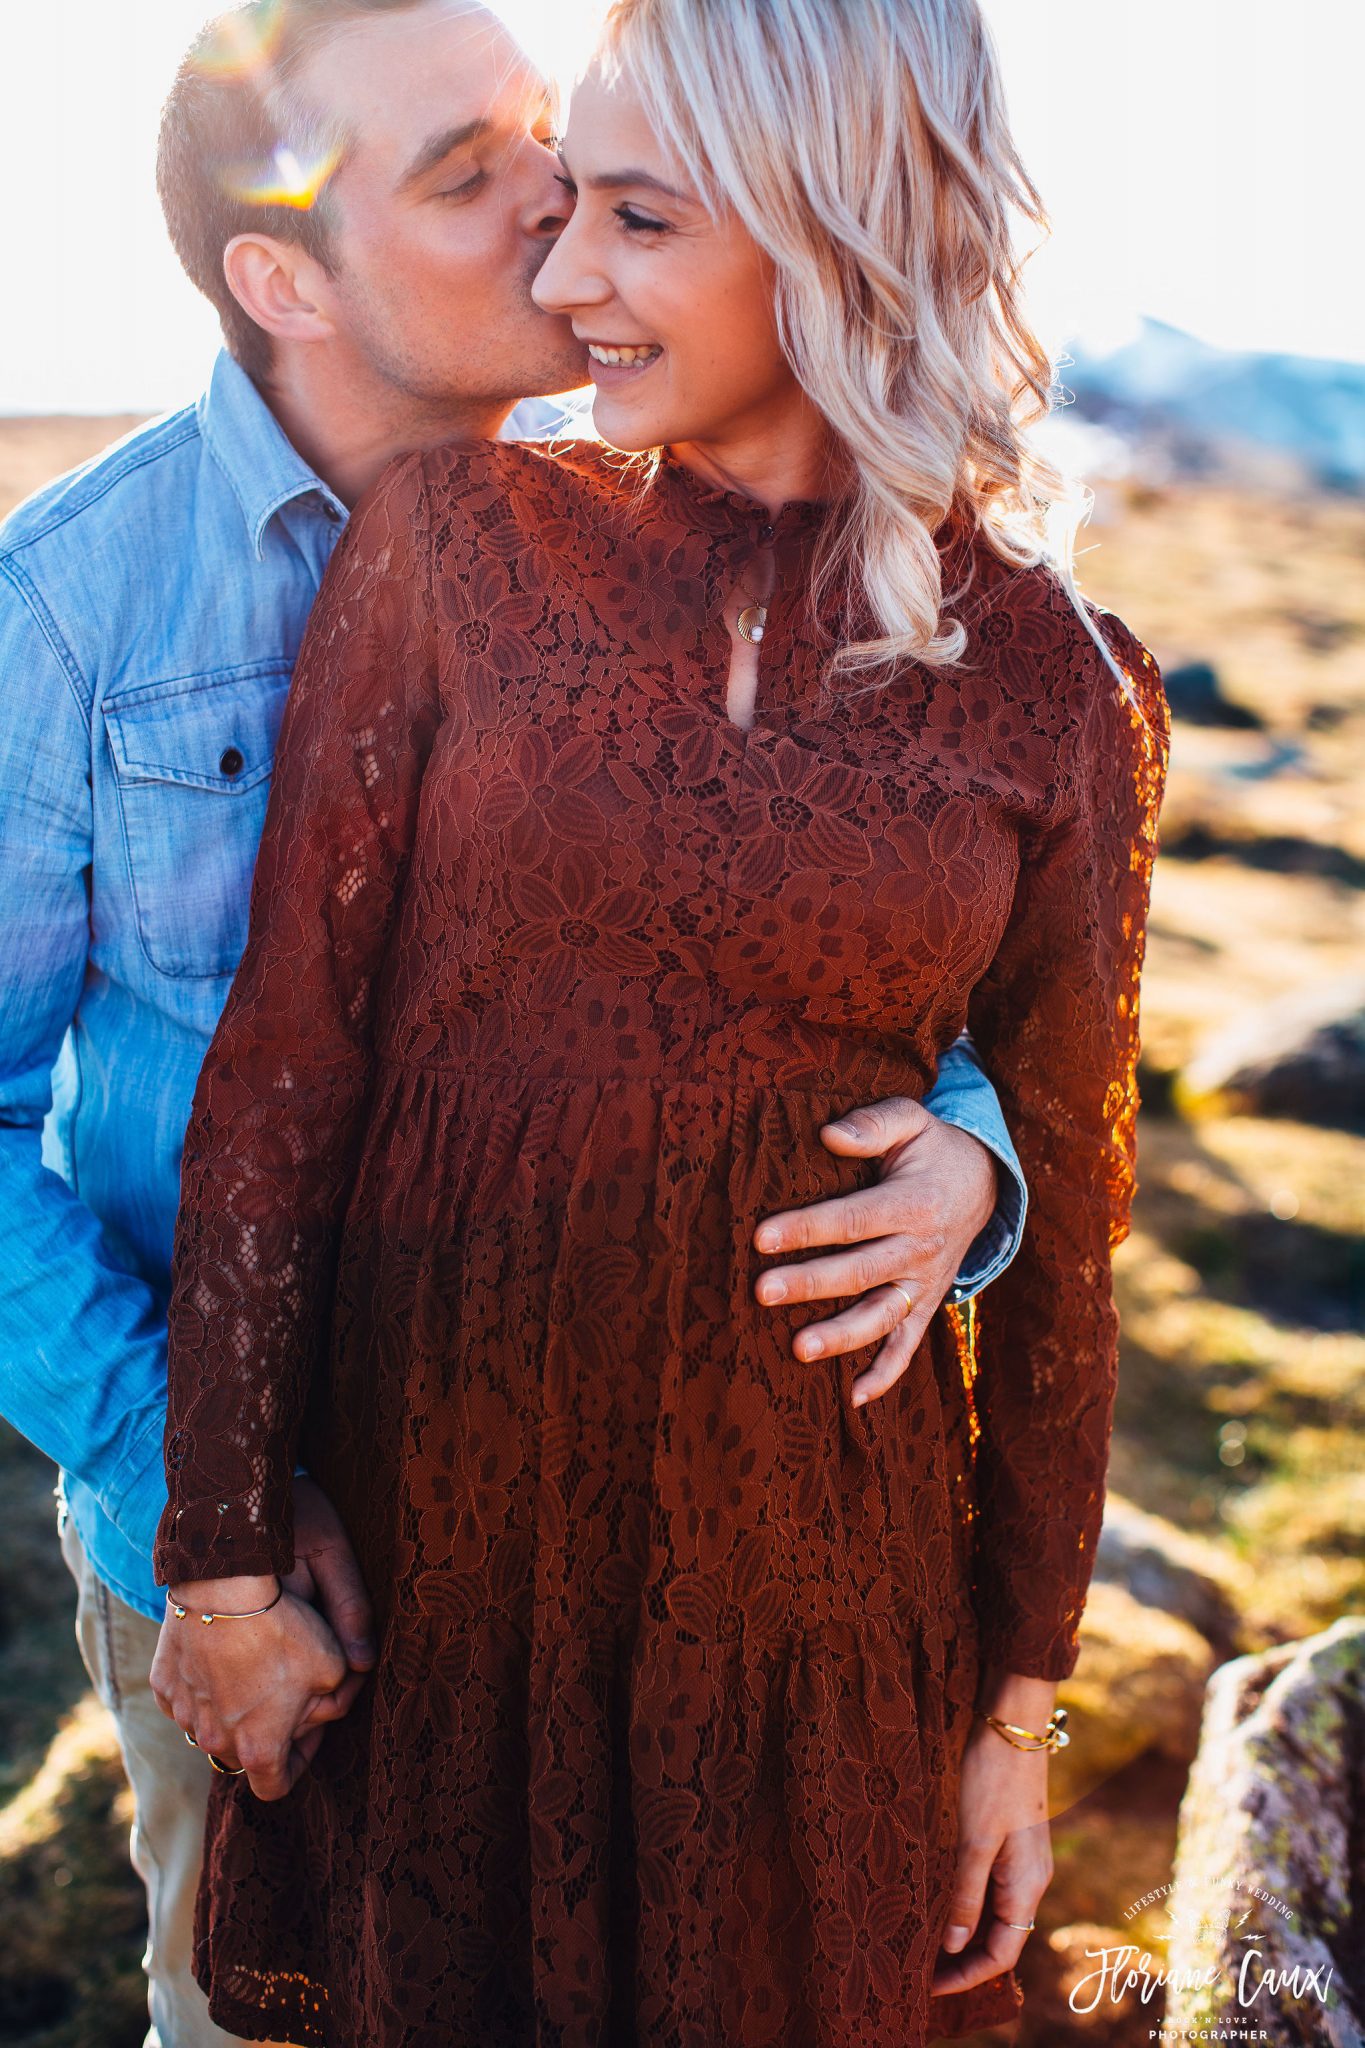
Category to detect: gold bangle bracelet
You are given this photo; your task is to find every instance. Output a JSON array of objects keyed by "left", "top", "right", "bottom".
[
  {"left": 167, "top": 1581, "right": 283, "bottom": 1626},
  {"left": 977, "top": 1707, "right": 1070, "bottom": 1753}
]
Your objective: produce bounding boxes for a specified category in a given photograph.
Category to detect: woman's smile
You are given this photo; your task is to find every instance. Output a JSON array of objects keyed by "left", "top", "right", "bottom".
[{"left": 583, "top": 338, "right": 665, "bottom": 376}]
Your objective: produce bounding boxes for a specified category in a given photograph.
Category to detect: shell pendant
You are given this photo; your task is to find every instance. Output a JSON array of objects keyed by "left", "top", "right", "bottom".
[{"left": 737, "top": 603, "right": 767, "bottom": 645}]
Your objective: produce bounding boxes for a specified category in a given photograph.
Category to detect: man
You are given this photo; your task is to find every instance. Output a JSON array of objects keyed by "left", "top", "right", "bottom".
[{"left": 0, "top": 3, "right": 1025, "bottom": 2043}]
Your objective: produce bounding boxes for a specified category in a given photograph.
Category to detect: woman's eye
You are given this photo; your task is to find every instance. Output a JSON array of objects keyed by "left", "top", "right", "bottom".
[
  {"left": 554, "top": 172, "right": 578, "bottom": 198},
  {"left": 615, "top": 204, "right": 671, "bottom": 235}
]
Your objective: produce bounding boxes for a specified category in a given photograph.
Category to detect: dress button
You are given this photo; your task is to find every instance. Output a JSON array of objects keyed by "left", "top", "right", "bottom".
[
  {"left": 219, "top": 746, "right": 245, "bottom": 777},
  {"left": 759, "top": 522, "right": 775, "bottom": 542}
]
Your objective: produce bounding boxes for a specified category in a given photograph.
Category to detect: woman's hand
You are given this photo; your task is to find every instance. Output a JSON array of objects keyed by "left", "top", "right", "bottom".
[
  {"left": 150, "top": 1572, "right": 364, "bottom": 1803},
  {"left": 931, "top": 1676, "right": 1057, "bottom": 1996}
]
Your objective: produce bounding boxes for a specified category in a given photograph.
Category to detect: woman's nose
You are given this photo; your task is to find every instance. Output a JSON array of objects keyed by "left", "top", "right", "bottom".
[{"left": 530, "top": 213, "right": 610, "bottom": 317}]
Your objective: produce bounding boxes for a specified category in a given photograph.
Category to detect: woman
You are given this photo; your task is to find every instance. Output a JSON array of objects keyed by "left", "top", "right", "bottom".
[{"left": 151, "top": 0, "right": 1169, "bottom": 2042}]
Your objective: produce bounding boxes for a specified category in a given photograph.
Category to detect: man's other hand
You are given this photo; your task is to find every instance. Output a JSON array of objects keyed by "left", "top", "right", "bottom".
[{"left": 286, "top": 1474, "right": 377, "bottom": 1674}]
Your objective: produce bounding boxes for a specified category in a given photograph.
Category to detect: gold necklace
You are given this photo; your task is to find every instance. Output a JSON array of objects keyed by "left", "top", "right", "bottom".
[
  {"left": 734, "top": 566, "right": 773, "bottom": 646},
  {"left": 736, "top": 599, "right": 767, "bottom": 646}
]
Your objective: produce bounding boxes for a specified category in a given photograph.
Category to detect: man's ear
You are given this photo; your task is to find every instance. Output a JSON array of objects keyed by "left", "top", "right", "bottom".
[{"left": 223, "top": 231, "right": 337, "bottom": 349}]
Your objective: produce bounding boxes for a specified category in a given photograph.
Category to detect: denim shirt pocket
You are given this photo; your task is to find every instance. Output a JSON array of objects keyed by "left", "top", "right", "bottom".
[{"left": 103, "top": 660, "right": 292, "bottom": 980}]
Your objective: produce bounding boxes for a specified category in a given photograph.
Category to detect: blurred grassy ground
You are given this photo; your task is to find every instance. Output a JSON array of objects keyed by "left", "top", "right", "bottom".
[
  {"left": 1099, "top": 477, "right": 1365, "bottom": 1641},
  {"left": 0, "top": 1430, "right": 148, "bottom": 2043},
  {"left": 0, "top": 423, "right": 1360, "bottom": 2045},
  {"left": 1006, "top": 473, "right": 1365, "bottom": 2046}
]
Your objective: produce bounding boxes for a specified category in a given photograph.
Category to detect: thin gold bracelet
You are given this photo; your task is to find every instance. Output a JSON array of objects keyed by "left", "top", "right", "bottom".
[
  {"left": 167, "top": 1581, "right": 283, "bottom": 1626},
  {"left": 977, "top": 1707, "right": 1070, "bottom": 1752}
]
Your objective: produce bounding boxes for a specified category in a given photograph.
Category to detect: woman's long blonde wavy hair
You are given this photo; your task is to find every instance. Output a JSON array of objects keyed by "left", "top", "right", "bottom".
[{"left": 597, "top": 0, "right": 1117, "bottom": 692}]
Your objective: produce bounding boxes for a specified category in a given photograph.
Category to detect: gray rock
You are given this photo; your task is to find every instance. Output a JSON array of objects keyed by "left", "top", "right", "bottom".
[
  {"left": 1164, "top": 1616, "right": 1365, "bottom": 2045},
  {"left": 1181, "top": 978, "right": 1365, "bottom": 1132},
  {"left": 1052, "top": 1580, "right": 1216, "bottom": 1810},
  {"left": 1162, "top": 659, "right": 1264, "bottom": 729},
  {"left": 1096, "top": 1494, "right": 1244, "bottom": 1655}
]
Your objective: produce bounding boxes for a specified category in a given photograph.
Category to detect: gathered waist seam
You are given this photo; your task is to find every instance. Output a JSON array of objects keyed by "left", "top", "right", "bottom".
[{"left": 371, "top": 1049, "right": 929, "bottom": 1095}]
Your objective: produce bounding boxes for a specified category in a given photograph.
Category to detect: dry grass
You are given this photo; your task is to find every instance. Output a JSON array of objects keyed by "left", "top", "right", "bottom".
[{"left": 1, "top": 419, "right": 1361, "bottom": 2048}]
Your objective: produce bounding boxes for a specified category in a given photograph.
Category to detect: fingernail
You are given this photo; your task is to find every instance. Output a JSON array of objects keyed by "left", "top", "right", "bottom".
[
  {"left": 800, "top": 1335, "right": 823, "bottom": 1358},
  {"left": 852, "top": 1391, "right": 867, "bottom": 1408},
  {"left": 944, "top": 1926, "right": 969, "bottom": 1952},
  {"left": 761, "top": 1277, "right": 787, "bottom": 1302},
  {"left": 351, "top": 1640, "right": 376, "bottom": 1664},
  {"left": 757, "top": 1228, "right": 781, "bottom": 1252}
]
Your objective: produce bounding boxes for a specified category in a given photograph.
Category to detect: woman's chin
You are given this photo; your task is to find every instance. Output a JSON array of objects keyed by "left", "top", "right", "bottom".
[{"left": 589, "top": 389, "right": 674, "bottom": 454}]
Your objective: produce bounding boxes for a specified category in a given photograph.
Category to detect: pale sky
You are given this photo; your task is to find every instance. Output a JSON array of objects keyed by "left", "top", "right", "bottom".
[{"left": 1, "top": 0, "right": 1360, "bottom": 415}]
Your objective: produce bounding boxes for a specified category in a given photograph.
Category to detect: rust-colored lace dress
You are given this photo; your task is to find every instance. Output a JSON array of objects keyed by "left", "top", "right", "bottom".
[{"left": 153, "top": 439, "right": 1168, "bottom": 2048}]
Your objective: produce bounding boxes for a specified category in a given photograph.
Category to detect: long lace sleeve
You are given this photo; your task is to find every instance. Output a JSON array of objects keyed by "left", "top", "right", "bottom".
[
  {"left": 152, "top": 453, "right": 440, "bottom": 1588},
  {"left": 963, "top": 604, "right": 1170, "bottom": 1680}
]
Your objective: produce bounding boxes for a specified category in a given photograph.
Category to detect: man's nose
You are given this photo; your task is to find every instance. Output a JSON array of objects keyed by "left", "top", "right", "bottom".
[{"left": 521, "top": 148, "right": 571, "bottom": 247}]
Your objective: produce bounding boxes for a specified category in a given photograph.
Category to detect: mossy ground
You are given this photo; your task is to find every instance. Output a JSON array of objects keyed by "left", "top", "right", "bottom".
[{"left": 0, "top": 431, "right": 1359, "bottom": 2045}]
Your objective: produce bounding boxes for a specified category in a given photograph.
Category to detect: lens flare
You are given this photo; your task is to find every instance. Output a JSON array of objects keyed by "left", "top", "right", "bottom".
[
  {"left": 224, "top": 144, "right": 343, "bottom": 211},
  {"left": 191, "top": 0, "right": 285, "bottom": 79}
]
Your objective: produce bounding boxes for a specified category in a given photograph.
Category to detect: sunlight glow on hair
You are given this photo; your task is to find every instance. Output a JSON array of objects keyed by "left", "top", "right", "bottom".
[
  {"left": 491, "top": 0, "right": 609, "bottom": 93},
  {"left": 222, "top": 140, "right": 343, "bottom": 210},
  {"left": 190, "top": 0, "right": 285, "bottom": 79}
]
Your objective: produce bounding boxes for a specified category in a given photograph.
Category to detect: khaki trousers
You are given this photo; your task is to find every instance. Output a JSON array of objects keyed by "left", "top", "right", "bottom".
[{"left": 58, "top": 1510, "right": 294, "bottom": 2048}]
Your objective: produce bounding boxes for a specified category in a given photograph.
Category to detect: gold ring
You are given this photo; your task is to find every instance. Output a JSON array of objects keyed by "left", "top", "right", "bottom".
[
  {"left": 207, "top": 1753, "right": 247, "bottom": 1776},
  {"left": 890, "top": 1281, "right": 915, "bottom": 1317},
  {"left": 183, "top": 1730, "right": 199, "bottom": 1749}
]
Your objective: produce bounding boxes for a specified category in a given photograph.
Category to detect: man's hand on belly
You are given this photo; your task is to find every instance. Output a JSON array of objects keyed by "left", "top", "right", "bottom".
[{"left": 749, "top": 1098, "right": 998, "bottom": 1409}]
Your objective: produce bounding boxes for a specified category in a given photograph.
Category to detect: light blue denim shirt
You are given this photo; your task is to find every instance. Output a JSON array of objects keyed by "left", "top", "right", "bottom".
[{"left": 0, "top": 350, "right": 1026, "bottom": 1625}]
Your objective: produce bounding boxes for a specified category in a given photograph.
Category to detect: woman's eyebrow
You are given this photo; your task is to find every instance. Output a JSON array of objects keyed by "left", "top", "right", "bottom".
[{"left": 577, "top": 165, "right": 688, "bottom": 201}]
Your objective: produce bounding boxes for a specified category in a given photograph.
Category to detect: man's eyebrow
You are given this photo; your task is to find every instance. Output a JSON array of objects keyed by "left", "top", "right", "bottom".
[{"left": 397, "top": 118, "right": 490, "bottom": 191}]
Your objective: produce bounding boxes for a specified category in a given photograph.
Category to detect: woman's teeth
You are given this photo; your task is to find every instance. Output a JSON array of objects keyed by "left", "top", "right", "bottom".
[{"left": 587, "top": 343, "right": 662, "bottom": 367}]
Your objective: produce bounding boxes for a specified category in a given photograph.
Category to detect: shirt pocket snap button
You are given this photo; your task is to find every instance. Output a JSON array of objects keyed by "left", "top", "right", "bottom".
[{"left": 102, "top": 661, "right": 291, "bottom": 980}]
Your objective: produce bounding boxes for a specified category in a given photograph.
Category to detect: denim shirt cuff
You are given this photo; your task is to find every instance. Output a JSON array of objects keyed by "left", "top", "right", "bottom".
[
  {"left": 104, "top": 1407, "right": 173, "bottom": 1562},
  {"left": 944, "top": 1133, "right": 1027, "bottom": 1305},
  {"left": 925, "top": 1039, "right": 1029, "bottom": 1304}
]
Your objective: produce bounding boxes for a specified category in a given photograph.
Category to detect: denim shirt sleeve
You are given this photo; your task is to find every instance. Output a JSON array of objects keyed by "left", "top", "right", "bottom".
[
  {"left": 0, "top": 563, "right": 170, "bottom": 1559},
  {"left": 922, "top": 1030, "right": 1028, "bottom": 1303}
]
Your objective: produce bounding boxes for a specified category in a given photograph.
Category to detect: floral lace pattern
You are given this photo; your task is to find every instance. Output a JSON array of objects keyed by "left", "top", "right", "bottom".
[{"left": 154, "top": 440, "right": 1169, "bottom": 2046}]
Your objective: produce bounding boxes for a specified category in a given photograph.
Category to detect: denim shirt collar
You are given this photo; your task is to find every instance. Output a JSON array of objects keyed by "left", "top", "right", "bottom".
[{"left": 197, "top": 349, "right": 348, "bottom": 561}]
